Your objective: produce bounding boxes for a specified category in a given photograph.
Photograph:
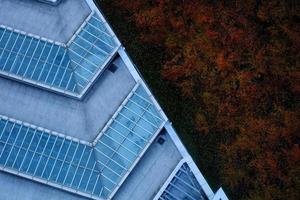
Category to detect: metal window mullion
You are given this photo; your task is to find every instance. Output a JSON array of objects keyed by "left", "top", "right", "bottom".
[
  {"left": 91, "top": 174, "right": 101, "bottom": 195},
  {"left": 109, "top": 126, "right": 145, "bottom": 148},
  {"left": 90, "top": 16, "right": 113, "bottom": 38},
  {"left": 102, "top": 107, "right": 149, "bottom": 172},
  {"left": 69, "top": 47, "right": 101, "bottom": 70},
  {"left": 0, "top": 120, "right": 9, "bottom": 139},
  {"left": 77, "top": 33, "right": 109, "bottom": 55},
  {"left": 162, "top": 189, "right": 181, "bottom": 200},
  {"left": 99, "top": 170, "right": 118, "bottom": 186},
  {"left": 84, "top": 161, "right": 97, "bottom": 192},
  {"left": 94, "top": 148, "right": 127, "bottom": 170},
  {"left": 9, "top": 34, "right": 27, "bottom": 72},
  {"left": 169, "top": 182, "right": 198, "bottom": 200},
  {"left": 25, "top": 131, "right": 45, "bottom": 173},
  {"left": 12, "top": 127, "right": 29, "bottom": 168},
  {"left": 118, "top": 112, "right": 154, "bottom": 135},
  {"left": 97, "top": 157, "right": 127, "bottom": 180},
  {"left": 177, "top": 168, "right": 199, "bottom": 190},
  {"left": 48, "top": 137, "right": 66, "bottom": 181},
  {"left": 71, "top": 81, "right": 77, "bottom": 92},
  {"left": 173, "top": 175, "right": 202, "bottom": 195},
  {"left": 76, "top": 148, "right": 93, "bottom": 190},
  {"left": 50, "top": 50, "right": 67, "bottom": 86},
  {"left": 19, "top": 129, "right": 37, "bottom": 171},
  {"left": 3, "top": 33, "right": 20, "bottom": 68},
  {"left": 16, "top": 37, "right": 34, "bottom": 74},
  {"left": 70, "top": 145, "right": 86, "bottom": 186},
  {"left": 74, "top": 79, "right": 85, "bottom": 89},
  {"left": 69, "top": 38, "right": 96, "bottom": 67},
  {"left": 133, "top": 91, "right": 155, "bottom": 106},
  {"left": 4, "top": 124, "right": 23, "bottom": 167},
  {"left": 123, "top": 106, "right": 159, "bottom": 128},
  {"left": 65, "top": 71, "right": 74, "bottom": 90},
  {"left": 73, "top": 70, "right": 90, "bottom": 82},
  {"left": 82, "top": 25, "right": 114, "bottom": 50},
  {"left": 0, "top": 28, "right": 7, "bottom": 42},
  {"left": 33, "top": 134, "right": 51, "bottom": 176},
  {"left": 109, "top": 126, "right": 145, "bottom": 146},
  {"left": 0, "top": 29, "right": 5, "bottom": 39},
  {"left": 54, "top": 140, "right": 72, "bottom": 182},
  {"left": 128, "top": 98, "right": 162, "bottom": 121},
  {"left": 0, "top": 123, "right": 16, "bottom": 159},
  {"left": 112, "top": 119, "right": 149, "bottom": 141},
  {"left": 72, "top": 38, "right": 110, "bottom": 61},
  {"left": 133, "top": 92, "right": 164, "bottom": 123},
  {"left": 181, "top": 167, "right": 200, "bottom": 190},
  {"left": 78, "top": 30, "right": 108, "bottom": 57},
  {"left": 45, "top": 46, "right": 62, "bottom": 83},
  {"left": 88, "top": 16, "right": 111, "bottom": 38},
  {"left": 99, "top": 185, "right": 113, "bottom": 198},
  {"left": 41, "top": 135, "right": 58, "bottom": 177},
  {"left": 62, "top": 142, "right": 79, "bottom": 185},
  {"left": 0, "top": 31, "right": 13, "bottom": 60},
  {"left": 131, "top": 91, "right": 161, "bottom": 113},
  {"left": 37, "top": 43, "right": 54, "bottom": 81},
  {"left": 96, "top": 141, "right": 132, "bottom": 164},
  {"left": 97, "top": 159, "right": 123, "bottom": 179},
  {"left": 104, "top": 133, "right": 139, "bottom": 157},
  {"left": 179, "top": 167, "right": 195, "bottom": 184},
  {"left": 58, "top": 59, "right": 71, "bottom": 87},
  {"left": 98, "top": 164, "right": 119, "bottom": 185},
  {"left": 73, "top": 39, "right": 106, "bottom": 62},
  {"left": 29, "top": 41, "right": 47, "bottom": 79},
  {"left": 23, "top": 39, "right": 40, "bottom": 75},
  {"left": 68, "top": 33, "right": 99, "bottom": 79}
]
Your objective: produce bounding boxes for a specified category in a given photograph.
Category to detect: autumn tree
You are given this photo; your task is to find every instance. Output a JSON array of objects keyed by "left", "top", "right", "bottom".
[{"left": 103, "top": 0, "right": 300, "bottom": 199}]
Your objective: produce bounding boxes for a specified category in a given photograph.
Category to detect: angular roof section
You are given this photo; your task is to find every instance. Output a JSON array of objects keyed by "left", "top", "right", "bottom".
[
  {"left": 153, "top": 160, "right": 208, "bottom": 200},
  {"left": 0, "top": 12, "right": 119, "bottom": 99},
  {"left": 0, "top": 83, "right": 165, "bottom": 200},
  {"left": 0, "top": 0, "right": 229, "bottom": 200}
]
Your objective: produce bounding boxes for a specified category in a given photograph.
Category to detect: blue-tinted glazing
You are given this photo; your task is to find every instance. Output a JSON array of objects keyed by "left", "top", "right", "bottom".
[
  {"left": 94, "top": 85, "right": 163, "bottom": 196},
  {"left": 0, "top": 118, "right": 102, "bottom": 197},
  {"left": 0, "top": 13, "right": 117, "bottom": 96},
  {"left": 159, "top": 163, "right": 208, "bottom": 200},
  {"left": 0, "top": 85, "right": 164, "bottom": 199}
]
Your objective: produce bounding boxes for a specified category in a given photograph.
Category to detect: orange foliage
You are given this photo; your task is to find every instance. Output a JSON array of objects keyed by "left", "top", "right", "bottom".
[{"left": 112, "top": 0, "right": 300, "bottom": 199}]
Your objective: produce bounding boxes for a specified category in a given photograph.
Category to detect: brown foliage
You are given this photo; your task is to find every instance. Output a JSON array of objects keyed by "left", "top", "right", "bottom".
[{"left": 113, "top": 0, "right": 300, "bottom": 199}]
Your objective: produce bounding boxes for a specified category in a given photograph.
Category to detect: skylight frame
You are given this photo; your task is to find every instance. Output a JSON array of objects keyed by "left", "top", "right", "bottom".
[
  {"left": 0, "top": 83, "right": 167, "bottom": 200},
  {"left": 0, "top": 12, "right": 120, "bottom": 100},
  {"left": 153, "top": 159, "right": 209, "bottom": 200},
  {"left": 92, "top": 83, "right": 166, "bottom": 199}
]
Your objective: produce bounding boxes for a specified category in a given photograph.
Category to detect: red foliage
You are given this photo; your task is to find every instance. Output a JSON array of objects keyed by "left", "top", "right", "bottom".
[{"left": 112, "top": 0, "right": 300, "bottom": 199}]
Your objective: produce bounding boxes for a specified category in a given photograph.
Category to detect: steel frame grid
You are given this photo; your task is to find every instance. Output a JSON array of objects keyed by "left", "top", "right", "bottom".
[
  {"left": 0, "top": 11, "right": 120, "bottom": 99},
  {"left": 0, "top": 82, "right": 167, "bottom": 200}
]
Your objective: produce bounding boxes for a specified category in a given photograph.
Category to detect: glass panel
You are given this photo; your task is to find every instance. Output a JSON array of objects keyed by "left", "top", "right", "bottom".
[{"left": 35, "top": 155, "right": 48, "bottom": 177}]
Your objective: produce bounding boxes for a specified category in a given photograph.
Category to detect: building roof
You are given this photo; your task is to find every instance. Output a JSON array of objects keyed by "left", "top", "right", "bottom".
[
  {"left": 0, "top": 11, "right": 119, "bottom": 98},
  {"left": 0, "top": 0, "right": 229, "bottom": 200}
]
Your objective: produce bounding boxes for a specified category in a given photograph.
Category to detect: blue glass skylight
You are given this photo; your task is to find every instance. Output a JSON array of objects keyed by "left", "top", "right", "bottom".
[
  {"left": 94, "top": 85, "right": 164, "bottom": 197},
  {"left": 0, "top": 84, "right": 164, "bottom": 199},
  {"left": 0, "top": 13, "right": 118, "bottom": 97},
  {"left": 158, "top": 163, "right": 208, "bottom": 200}
]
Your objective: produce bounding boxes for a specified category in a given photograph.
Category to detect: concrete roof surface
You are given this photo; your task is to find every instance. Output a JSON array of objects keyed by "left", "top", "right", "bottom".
[
  {"left": 0, "top": 0, "right": 91, "bottom": 43},
  {"left": 0, "top": 57, "right": 135, "bottom": 141}
]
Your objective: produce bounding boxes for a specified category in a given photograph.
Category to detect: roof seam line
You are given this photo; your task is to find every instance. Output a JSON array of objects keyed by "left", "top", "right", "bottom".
[
  {"left": 0, "top": 24, "right": 65, "bottom": 47},
  {"left": 66, "top": 11, "right": 95, "bottom": 47},
  {"left": 0, "top": 114, "right": 92, "bottom": 146}
]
